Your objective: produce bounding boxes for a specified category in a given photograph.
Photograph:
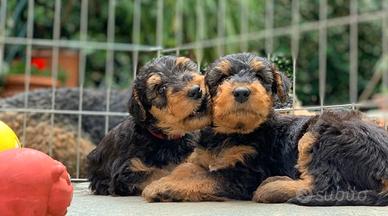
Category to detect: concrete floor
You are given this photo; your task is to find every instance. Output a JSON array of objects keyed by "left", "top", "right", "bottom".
[{"left": 68, "top": 183, "right": 388, "bottom": 216}]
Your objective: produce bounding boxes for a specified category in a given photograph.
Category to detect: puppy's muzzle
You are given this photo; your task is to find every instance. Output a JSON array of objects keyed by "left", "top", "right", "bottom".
[
  {"left": 187, "top": 85, "right": 203, "bottom": 100},
  {"left": 233, "top": 87, "right": 251, "bottom": 103}
]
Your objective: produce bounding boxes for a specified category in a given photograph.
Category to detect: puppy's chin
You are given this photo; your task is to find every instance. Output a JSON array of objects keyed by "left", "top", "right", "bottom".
[
  {"left": 151, "top": 97, "right": 211, "bottom": 136},
  {"left": 212, "top": 96, "right": 272, "bottom": 134},
  {"left": 155, "top": 115, "right": 211, "bottom": 137},
  {"left": 175, "top": 115, "right": 211, "bottom": 135},
  {"left": 213, "top": 109, "right": 267, "bottom": 134}
]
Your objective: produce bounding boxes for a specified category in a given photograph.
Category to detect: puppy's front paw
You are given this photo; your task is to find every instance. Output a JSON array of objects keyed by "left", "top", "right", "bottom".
[
  {"left": 252, "top": 183, "right": 285, "bottom": 203},
  {"left": 252, "top": 176, "right": 297, "bottom": 203},
  {"left": 142, "top": 177, "right": 227, "bottom": 202},
  {"left": 142, "top": 180, "right": 181, "bottom": 202}
]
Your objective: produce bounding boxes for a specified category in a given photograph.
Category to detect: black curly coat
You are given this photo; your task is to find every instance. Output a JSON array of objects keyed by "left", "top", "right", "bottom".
[
  {"left": 87, "top": 117, "right": 197, "bottom": 195},
  {"left": 87, "top": 56, "right": 211, "bottom": 196},
  {"left": 196, "top": 114, "right": 311, "bottom": 200},
  {"left": 141, "top": 53, "right": 295, "bottom": 202},
  {"left": 284, "top": 110, "right": 388, "bottom": 206}
]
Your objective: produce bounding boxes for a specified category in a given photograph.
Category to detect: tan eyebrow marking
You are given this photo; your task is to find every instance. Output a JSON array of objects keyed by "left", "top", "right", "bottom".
[
  {"left": 176, "top": 57, "right": 191, "bottom": 66},
  {"left": 250, "top": 59, "right": 265, "bottom": 72},
  {"left": 146, "top": 74, "right": 162, "bottom": 87},
  {"left": 215, "top": 60, "right": 231, "bottom": 75}
]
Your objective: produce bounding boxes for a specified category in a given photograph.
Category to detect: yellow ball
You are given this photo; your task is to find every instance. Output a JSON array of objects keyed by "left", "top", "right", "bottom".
[{"left": 0, "top": 121, "right": 20, "bottom": 152}]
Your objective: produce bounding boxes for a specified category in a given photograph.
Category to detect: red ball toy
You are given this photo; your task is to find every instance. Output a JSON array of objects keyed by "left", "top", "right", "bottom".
[{"left": 0, "top": 148, "right": 73, "bottom": 216}]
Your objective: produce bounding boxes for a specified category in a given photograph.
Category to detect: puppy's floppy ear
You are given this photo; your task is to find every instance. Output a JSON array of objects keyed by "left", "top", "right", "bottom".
[
  {"left": 271, "top": 64, "right": 290, "bottom": 103},
  {"left": 128, "top": 87, "right": 146, "bottom": 122}
]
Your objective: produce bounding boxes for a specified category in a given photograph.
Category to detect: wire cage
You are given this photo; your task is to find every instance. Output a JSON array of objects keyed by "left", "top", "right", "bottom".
[{"left": 0, "top": 0, "right": 387, "bottom": 180}]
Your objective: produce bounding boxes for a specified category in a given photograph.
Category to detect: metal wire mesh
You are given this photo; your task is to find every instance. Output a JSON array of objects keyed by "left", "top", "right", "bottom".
[{"left": 0, "top": 0, "right": 387, "bottom": 181}]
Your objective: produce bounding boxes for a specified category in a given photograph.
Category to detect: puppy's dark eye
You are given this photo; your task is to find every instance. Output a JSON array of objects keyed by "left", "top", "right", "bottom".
[
  {"left": 255, "top": 73, "right": 264, "bottom": 81},
  {"left": 157, "top": 86, "right": 166, "bottom": 95}
]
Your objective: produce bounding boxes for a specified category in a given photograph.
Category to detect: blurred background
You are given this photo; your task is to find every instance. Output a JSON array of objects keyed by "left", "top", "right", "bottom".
[
  {"left": 0, "top": 0, "right": 387, "bottom": 178},
  {"left": 0, "top": 0, "right": 387, "bottom": 105}
]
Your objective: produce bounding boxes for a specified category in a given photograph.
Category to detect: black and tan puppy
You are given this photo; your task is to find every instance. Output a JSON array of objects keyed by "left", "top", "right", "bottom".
[
  {"left": 252, "top": 110, "right": 388, "bottom": 206},
  {"left": 142, "top": 53, "right": 294, "bottom": 201},
  {"left": 87, "top": 56, "right": 210, "bottom": 196}
]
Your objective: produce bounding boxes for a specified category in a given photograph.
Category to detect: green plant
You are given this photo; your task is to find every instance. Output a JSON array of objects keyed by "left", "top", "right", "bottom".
[
  {"left": 6, "top": 61, "right": 67, "bottom": 85},
  {"left": 0, "top": 66, "right": 6, "bottom": 89}
]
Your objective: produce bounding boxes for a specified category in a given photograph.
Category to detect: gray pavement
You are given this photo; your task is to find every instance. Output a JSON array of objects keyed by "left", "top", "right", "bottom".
[{"left": 68, "top": 183, "right": 388, "bottom": 216}]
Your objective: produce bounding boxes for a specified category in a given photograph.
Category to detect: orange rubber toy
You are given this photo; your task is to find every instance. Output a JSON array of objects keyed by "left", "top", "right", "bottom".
[{"left": 0, "top": 148, "right": 73, "bottom": 216}]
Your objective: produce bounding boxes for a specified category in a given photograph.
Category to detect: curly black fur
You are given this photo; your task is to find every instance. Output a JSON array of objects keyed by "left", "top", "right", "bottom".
[
  {"left": 87, "top": 117, "right": 197, "bottom": 195},
  {"left": 198, "top": 115, "right": 311, "bottom": 200},
  {"left": 87, "top": 56, "right": 210, "bottom": 196},
  {"left": 286, "top": 110, "right": 388, "bottom": 206},
  {"left": 141, "top": 53, "right": 296, "bottom": 202}
]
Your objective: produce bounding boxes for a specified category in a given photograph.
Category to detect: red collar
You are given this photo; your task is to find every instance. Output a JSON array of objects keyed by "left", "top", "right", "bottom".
[{"left": 147, "top": 128, "right": 183, "bottom": 140}]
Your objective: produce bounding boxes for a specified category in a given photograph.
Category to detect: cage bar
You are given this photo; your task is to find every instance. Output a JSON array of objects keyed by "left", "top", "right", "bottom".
[
  {"left": 174, "top": 0, "right": 183, "bottom": 56},
  {"left": 76, "top": 0, "right": 89, "bottom": 179},
  {"left": 0, "top": 0, "right": 7, "bottom": 77},
  {"left": 350, "top": 0, "right": 358, "bottom": 109},
  {"left": 291, "top": 0, "right": 300, "bottom": 112},
  {"left": 156, "top": 0, "right": 164, "bottom": 57},
  {"left": 48, "top": 0, "right": 61, "bottom": 156},
  {"left": 104, "top": 0, "right": 116, "bottom": 134},
  {"left": 132, "top": 0, "right": 141, "bottom": 78},
  {"left": 21, "top": 0, "right": 34, "bottom": 147},
  {"left": 318, "top": 0, "right": 327, "bottom": 112},
  {"left": 195, "top": 0, "right": 205, "bottom": 71},
  {"left": 239, "top": 1, "right": 248, "bottom": 52},
  {"left": 217, "top": 0, "right": 225, "bottom": 57},
  {"left": 265, "top": 0, "right": 274, "bottom": 55}
]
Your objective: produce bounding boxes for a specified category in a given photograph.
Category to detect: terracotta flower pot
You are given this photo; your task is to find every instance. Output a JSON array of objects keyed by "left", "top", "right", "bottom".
[
  {"left": 0, "top": 75, "right": 61, "bottom": 98},
  {"left": 31, "top": 49, "right": 79, "bottom": 87},
  {"left": 0, "top": 48, "right": 79, "bottom": 98}
]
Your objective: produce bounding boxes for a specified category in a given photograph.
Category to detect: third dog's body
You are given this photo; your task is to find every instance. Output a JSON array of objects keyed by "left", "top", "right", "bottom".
[{"left": 253, "top": 110, "right": 388, "bottom": 206}]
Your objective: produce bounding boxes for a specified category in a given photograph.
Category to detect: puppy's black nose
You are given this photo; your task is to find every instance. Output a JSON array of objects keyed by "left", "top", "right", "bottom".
[
  {"left": 233, "top": 87, "right": 250, "bottom": 103},
  {"left": 187, "top": 85, "right": 202, "bottom": 99}
]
